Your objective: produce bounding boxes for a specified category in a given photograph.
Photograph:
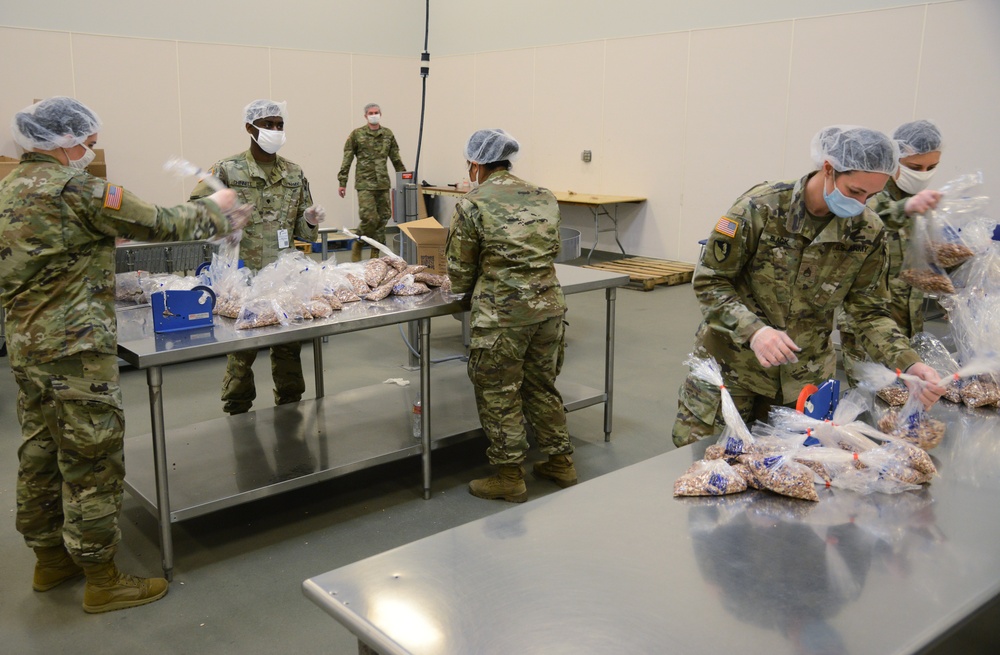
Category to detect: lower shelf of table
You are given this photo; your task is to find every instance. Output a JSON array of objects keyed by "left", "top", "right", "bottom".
[{"left": 123, "top": 370, "right": 605, "bottom": 523}]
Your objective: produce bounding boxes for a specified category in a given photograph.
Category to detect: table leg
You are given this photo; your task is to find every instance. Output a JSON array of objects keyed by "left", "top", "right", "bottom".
[
  {"left": 321, "top": 232, "right": 329, "bottom": 261},
  {"left": 586, "top": 206, "right": 601, "bottom": 264},
  {"left": 146, "top": 366, "right": 175, "bottom": 580},
  {"left": 313, "top": 338, "right": 325, "bottom": 398},
  {"left": 610, "top": 205, "right": 626, "bottom": 257},
  {"left": 604, "top": 287, "right": 617, "bottom": 442},
  {"left": 419, "top": 317, "right": 432, "bottom": 500}
]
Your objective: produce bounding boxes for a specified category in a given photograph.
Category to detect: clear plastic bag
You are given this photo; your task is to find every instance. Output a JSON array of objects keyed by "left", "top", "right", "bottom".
[
  {"left": 899, "top": 213, "right": 955, "bottom": 294},
  {"left": 910, "top": 332, "right": 961, "bottom": 402},
  {"left": 742, "top": 453, "right": 818, "bottom": 501},
  {"left": 875, "top": 389, "right": 946, "bottom": 451},
  {"left": 685, "top": 356, "right": 755, "bottom": 456},
  {"left": 115, "top": 271, "right": 147, "bottom": 302}
]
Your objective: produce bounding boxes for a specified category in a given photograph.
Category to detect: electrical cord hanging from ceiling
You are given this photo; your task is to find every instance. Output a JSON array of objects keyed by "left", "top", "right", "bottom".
[{"left": 403, "top": 0, "right": 467, "bottom": 365}]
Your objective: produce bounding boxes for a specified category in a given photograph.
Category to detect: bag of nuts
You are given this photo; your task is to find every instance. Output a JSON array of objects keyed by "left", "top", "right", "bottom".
[
  {"left": 673, "top": 459, "right": 748, "bottom": 497},
  {"left": 900, "top": 213, "right": 955, "bottom": 294}
]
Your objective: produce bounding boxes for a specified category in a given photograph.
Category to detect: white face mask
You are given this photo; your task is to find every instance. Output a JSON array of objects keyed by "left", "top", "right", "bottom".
[
  {"left": 468, "top": 163, "right": 480, "bottom": 189},
  {"left": 896, "top": 165, "right": 935, "bottom": 194},
  {"left": 253, "top": 127, "right": 286, "bottom": 154},
  {"left": 367, "top": 113, "right": 381, "bottom": 125},
  {"left": 67, "top": 145, "right": 96, "bottom": 170}
]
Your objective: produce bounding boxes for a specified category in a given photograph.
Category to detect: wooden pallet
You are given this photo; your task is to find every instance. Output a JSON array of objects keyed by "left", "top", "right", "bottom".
[{"left": 583, "top": 257, "right": 694, "bottom": 291}]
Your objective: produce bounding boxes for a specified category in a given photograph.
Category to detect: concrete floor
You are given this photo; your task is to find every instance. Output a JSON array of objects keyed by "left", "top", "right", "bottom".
[{"left": 0, "top": 252, "right": 702, "bottom": 654}]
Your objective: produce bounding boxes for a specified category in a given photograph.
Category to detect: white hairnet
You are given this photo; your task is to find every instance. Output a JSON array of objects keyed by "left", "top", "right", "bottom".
[
  {"left": 810, "top": 125, "right": 899, "bottom": 175},
  {"left": 11, "top": 97, "right": 102, "bottom": 151},
  {"left": 364, "top": 103, "right": 381, "bottom": 114},
  {"left": 465, "top": 129, "right": 520, "bottom": 165},
  {"left": 244, "top": 99, "right": 287, "bottom": 125},
  {"left": 894, "top": 120, "right": 942, "bottom": 157}
]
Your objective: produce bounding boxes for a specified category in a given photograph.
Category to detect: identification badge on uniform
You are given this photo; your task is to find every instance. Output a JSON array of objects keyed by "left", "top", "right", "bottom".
[
  {"left": 277, "top": 229, "right": 290, "bottom": 249},
  {"left": 714, "top": 240, "right": 731, "bottom": 262},
  {"left": 103, "top": 184, "right": 124, "bottom": 211},
  {"left": 714, "top": 216, "right": 738, "bottom": 238}
]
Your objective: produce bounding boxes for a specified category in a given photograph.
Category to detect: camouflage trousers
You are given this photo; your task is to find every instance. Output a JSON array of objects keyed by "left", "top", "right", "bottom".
[
  {"left": 356, "top": 188, "right": 392, "bottom": 246},
  {"left": 467, "top": 315, "right": 572, "bottom": 466},
  {"left": 13, "top": 352, "right": 124, "bottom": 563},
  {"left": 221, "top": 343, "right": 305, "bottom": 414},
  {"left": 671, "top": 372, "right": 780, "bottom": 448}
]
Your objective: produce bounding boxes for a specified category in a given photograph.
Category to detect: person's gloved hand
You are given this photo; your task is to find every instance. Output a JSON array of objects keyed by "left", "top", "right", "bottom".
[
  {"left": 206, "top": 188, "right": 237, "bottom": 213},
  {"left": 338, "top": 187, "right": 347, "bottom": 198},
  {"left": 904, "top": 189, "right": 942, "bottom": 216},
  {"left": 904, "top": 362, "right": 946, "bottom": 409},
  {"left": 749, "top": 326, "right": 801, "bottom": 368},
  {"left": 305, "top": 204, "right": 326, "bottom": 226}
]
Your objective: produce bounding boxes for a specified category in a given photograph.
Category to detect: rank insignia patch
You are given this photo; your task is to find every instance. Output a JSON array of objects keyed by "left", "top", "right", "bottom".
[
  {"left": 103, "top": 184, "right": 123, "bottom": 210},
  {"left": 714, "top": 216, "right": 738, "bottom": 238}
]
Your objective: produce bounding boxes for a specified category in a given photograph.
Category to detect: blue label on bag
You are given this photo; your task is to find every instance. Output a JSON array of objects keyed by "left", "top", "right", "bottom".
[
  {"left": 762, "top": 456, "right": 782, "bottom": 469},
  {"left": 724, "top": 436, "right": 745, "bottom": 455},
  {"left": 708, "top": 472, "right": 727, "bottom": 495}
]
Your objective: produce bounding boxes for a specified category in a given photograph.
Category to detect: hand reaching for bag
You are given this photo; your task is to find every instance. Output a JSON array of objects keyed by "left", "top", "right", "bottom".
[{"left": 749, "top": 326, "right": 801, "bottom": 368}]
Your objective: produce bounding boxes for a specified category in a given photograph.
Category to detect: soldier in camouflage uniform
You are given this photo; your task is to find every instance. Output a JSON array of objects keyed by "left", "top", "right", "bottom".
[
  {"left": 0, "top": 97, "right": 238, "bottom": 612},
  {"left": 446, "top": 129, "right": 576, "bottom": 503},
  {"left": 672, "top": 126, "right": 944, "bottom": 448},
  {"left": 191, "top": 100, "right": 323, "bottom": 415},
  {"left": 838, "top": 120, "right": 944, "bottom": 385},
  {"left": 338, "top": 103, "right": 407, "bottom": 261}
]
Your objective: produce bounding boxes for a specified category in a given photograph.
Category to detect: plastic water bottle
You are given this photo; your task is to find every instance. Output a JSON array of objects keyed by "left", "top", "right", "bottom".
[{"left": 411, "top": 393, "right": 422, "bottom": 440}]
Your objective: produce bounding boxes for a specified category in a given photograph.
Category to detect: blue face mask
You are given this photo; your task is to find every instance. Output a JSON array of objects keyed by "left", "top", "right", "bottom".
[{"left": 823, "top": 171, "right": 866, "bottom": 218}]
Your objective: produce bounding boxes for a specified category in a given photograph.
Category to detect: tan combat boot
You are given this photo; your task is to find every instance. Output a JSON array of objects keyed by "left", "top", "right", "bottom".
[
  {"left": 468, "top": 464, "right": 528, "bottom": 503},
  {"left": 532, "top": 454, "right": 578, "bottom": 488},
  {"left": 33, "top": 545, "right": 84, "bottom": 591},
  {"left": 350, "top": 240, "right": 363, "bottom": 262},
  {"left": 81, "top": 561, "right": 169, "bottom": 614}
]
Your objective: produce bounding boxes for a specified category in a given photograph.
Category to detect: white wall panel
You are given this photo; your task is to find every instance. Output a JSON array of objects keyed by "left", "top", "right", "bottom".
[
  {"left": 71, "top": 34, "right": 185, "bottom": 205},
  {"left": 0, "top": 28, "right": 74, "bottom": 158},
  {"left": 176, "top": 41, "right": 271, "bottom": 203},
  {"left": 917, "top": 0, "right": 1000, "bottom": 207},
  {"left": 531, "top": 41, "right": 606, "bottom": 194},
  {"left": 602, "top": 32, "right": 690, "bottom": 259},
  {"left": 783, "top": 6, "right": 926, "bottom": 177},
  {"left": 473, "top": 49, "right": 537, "bottom": 183},
  {"left": 420, "top": 54, "right": 476, "bottom": 223},
  {"left": 680, "top": 21, "right": 793, "bottom": 263},
  {"left": 270, "top": 48, "right": 354, "bottom": 228}
]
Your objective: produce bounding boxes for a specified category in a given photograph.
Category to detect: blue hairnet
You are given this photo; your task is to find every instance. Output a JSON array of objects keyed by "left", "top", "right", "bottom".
[
  {"left": 244, "top": 100, "right": 287, "bottom": 125},
  {"left": 810, "top": 125, "right": 899, "bottom": 175},
  {"left": 12, "top": 97, "right": 102, "bottom": 151},
  {"left": 894, "top": 120, "right": 942, "bottom": 157},
  {"left": 465, "top": 129, "right": 520, "bottom": 165}
]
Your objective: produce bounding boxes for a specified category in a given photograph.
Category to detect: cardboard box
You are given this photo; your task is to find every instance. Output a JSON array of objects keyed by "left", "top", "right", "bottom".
[
  {"left": 398, "top": 217, "right": 447, "bottom": 274},
  {"left": 0, "top": 149, "right": 106, "bottom": 180},
  {"left": 0, "top": 155, "right": 18, "bottom": 181}
]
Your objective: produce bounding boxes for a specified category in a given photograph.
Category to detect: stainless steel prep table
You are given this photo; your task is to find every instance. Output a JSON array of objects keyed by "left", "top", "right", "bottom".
[
  {"left": 303, "top": 403, "right": 1000, "bottom": 655},
  {"left": 117, "top": 264, "right": 628, "bottom": 579}
]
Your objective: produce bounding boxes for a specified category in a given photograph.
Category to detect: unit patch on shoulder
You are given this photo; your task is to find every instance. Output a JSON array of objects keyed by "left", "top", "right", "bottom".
[
  {"left": 714, "top": 216, "right": 738, "bottom": 238},
  {"left": 714, "top": 240, "right": 731, "bottom": 262},
  {"left": 103, "top": 184, "right": 123, "bottom": 210}
]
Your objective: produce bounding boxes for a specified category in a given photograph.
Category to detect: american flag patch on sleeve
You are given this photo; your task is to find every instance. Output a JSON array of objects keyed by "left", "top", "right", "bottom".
[
  {"left": 104, "top": 184, "right": 123, "bottom": 210},
  {"left": 714, "top": 216, "right": 738, "bottom": 238}
]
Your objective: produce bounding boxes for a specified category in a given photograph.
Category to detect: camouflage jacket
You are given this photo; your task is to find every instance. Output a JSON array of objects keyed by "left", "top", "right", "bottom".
[
  {"left": 0, "top": 152, "right": 230, "bottom": 367},
  {"left": 694, "top": 172, "right": 920, "bottom": 402},
  {"left": 839, "top": 177, "right": 923, "bottom": 338},
  {"left": 445, "top": 169, "right": 566, "bottom": 329},
  {"left": 337, "top": 126, "right": 406, "bottom": 190},
  {"left": 191, "top": 149, "right": 315, "bottom": 271}
]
